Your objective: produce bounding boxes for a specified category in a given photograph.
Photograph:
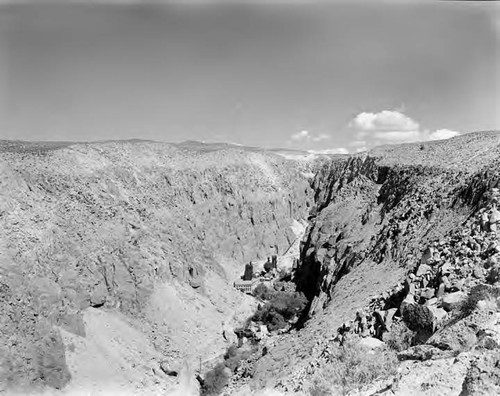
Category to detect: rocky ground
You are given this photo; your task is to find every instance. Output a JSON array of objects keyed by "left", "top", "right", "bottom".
[
  {"left": 1, "top": 131, "right": 500, "bottom": 395},
  {"left": 0, "top": 140, "right": 320, "bottom": 395},
  {"left": 234, "top": 131, "right": 500, "bottom": 395}
]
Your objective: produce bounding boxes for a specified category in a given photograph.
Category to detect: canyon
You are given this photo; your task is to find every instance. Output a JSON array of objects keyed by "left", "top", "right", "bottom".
[{"left": 1, "top": 131, "right": 500, "bottom": 395}]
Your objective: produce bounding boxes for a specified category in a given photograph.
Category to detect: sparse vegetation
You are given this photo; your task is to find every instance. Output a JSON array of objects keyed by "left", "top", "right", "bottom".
[
  {"left": 458, "top": 284, "right": 500, "bottom": 317},
  {"left": 252, "top": 291, "right": 307, "bottom": 331},
  {"left": 201, "top": 344, "right": 256, "bottom": 395},
  {"left": 223, "top": 344, "right": 254, "bottom": 372},
  {"left": 201, "top": 363, "right": 229, "bottom": 396},
  {"left": 382, "top": 321, "right": 415, "bottom": 352},
  {"left": 486, "top": 266, "right": 500, "bottom": 285},
  {"left": 307, "top": 337, "right": 398, "bottom": 396},
  {"left": 252, "top": 283, "right": 274, "bottom": 301}
]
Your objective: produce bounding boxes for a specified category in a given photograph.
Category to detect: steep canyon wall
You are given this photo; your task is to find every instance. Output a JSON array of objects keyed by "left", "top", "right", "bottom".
[
  {"left": 0, "top": 140, "right": 315, "bottom": 393},
  {"left": 249, "top": 131, "right": 500, "bottom": 392}
]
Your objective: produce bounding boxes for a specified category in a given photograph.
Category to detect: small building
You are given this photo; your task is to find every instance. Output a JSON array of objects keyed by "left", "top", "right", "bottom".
[{"left": 234, "top": 280, "right": 253, "bottom": 294}]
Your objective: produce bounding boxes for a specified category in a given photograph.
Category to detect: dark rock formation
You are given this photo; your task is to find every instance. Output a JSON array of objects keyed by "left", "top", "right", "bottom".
[{"left": 248, "top": 131, "right": 500, "bottom": 392}]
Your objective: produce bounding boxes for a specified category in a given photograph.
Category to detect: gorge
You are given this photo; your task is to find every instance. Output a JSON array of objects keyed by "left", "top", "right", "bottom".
[{"left": 1, "top": 131, "right": 500, "bottom": 395}]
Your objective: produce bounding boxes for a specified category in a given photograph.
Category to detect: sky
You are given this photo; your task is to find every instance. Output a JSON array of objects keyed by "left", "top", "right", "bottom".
[{"left": 0, "top": 0, "right": 498, "bottom": 153}]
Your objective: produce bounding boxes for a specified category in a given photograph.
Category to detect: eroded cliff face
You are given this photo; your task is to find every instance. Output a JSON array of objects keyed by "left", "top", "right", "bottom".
[
  {"left": 0, "top": 140, "right": 315, "bottom": 393},
  {"left": 248, "top": 131, "right": 500, "bottom": 393},
  {"left": 297, "top": 133, "right": 500, "bottom": 322}
]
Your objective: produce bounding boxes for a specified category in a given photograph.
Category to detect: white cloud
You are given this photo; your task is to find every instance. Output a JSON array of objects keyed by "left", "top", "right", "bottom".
[
  {"left": 348, "top": 110, "right": 461, "bottom": 150},
  {"left": 312, "top": 133, "right": 331, "bottom": 142},
  {"left": 290, "top": 130, "right": 311, "bottom": 142},
  {"left": 308, "top": 148, "right": 349, "bottom": 155},
  {"left": 349, "top": 110, "right": 419, "bottom": 133},
  {"left": 290, "top": 130, "right": 331, "bottom": 143},
  {"left": 427, "top": 128, "right": 461, "bottom": 141}
]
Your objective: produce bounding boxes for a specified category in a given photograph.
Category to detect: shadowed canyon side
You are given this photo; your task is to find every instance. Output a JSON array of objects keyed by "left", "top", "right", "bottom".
[
  {"left": 0, "top": 140, "right": 317, "bottom": 394},
  {"left": 243, "top": 131, "right": 500, "bottom": 394}
]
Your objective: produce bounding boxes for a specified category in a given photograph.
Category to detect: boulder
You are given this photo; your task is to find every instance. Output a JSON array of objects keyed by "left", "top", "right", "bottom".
[
  {"left": 451, "top": 278, "right": 464, "bottom": 291},
  {"left": 359, "top": 337, "right": 385, "bottom": 350},
  {"left": 397, "top": 344, "right": 454, "bottom": 361},
  {"left": 436, "top": 283, "right": 445, "bottom": 298},
  {"left": 189, "top": 277, "right": 202, "bottom": 289},
  {"left": 427, "top": 306, "right": 447, "bottom": 331},
  {"left": 90, "top": 282, "right": 108, "bottom": 307},
  {"left": 416, "top": 264, "right": 431, "bottom": 277},
  {"left": 222, "top": 323, "right": 238, "bottom": 344},
  {"left": 390, "top": 353, "right": 470, "bottom": 395},
  {"left": 160, "top": 361, "right": 178, "bottom": 376},
  {"left": 441, "top": 291, "right": 467, "bottom": 312},
  {"left": 384, "top": 308, "right": 398, "bottom": 330},
  {"left": 425, "top": 297, "right": 438, "bottom": 306},
  {"left": 259, "top": 324, "right": 269, "bottom": 338},
  {"left": 473, "top": 267, "right": 484, "bottom": 279},
  {"left": 427, "top": 314, "right": 479, "bottom": 353},
  {"left": 374, "top": 310, "right": 386, "bottom": 326},
  {"left": 486, "top": 255, "right": 498, "bottom": 268},
  {"left": 490, "top": 208, "right": 500, "bottom": 224},
  {"left": 482, "top": 211, "right": 491, "bottom": 231},
  {"left": 460, "top": 351, "right": 500, "bottom": 396},
  {"left": 420, "top": 247, "right": 434, "bottom": 266},
  {"left": 421, "top": 288, "right": 435, "bottom": 300},
  {"left": 442, "top": 276, "right": 452, "bottom": 290},
  {"left": 476, "top": 298, "right": 499, "bottom": 312},
  {"left": 441, "top": 262, "right": 452, "bottom": 276}
]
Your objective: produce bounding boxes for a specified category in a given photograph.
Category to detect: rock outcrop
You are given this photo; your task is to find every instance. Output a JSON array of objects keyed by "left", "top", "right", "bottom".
[
  {"left": 246, "top": 131, "right": 500, "bottom": 393},
  {"left": 0, "top": 140, "right": 317, "bottom": 393}
]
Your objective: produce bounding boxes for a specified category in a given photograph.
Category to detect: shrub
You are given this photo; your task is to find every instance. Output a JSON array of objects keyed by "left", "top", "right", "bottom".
[
  {"left": 253, "top": 283, "right": 273, "bottom": 301},
  {"left": 260, "top": 308, "right": 287, "bottom": 331},
  {"left": 219, "top": 344, "right": 256, "bottom": 375},
  {"left": 459, "top": 284, "right": 500, "bottom": 317},
  {"left": 307, "top": 337, "right": 398, "bottom": 396},
  {"left": 224, "top": 354, "right": 241, "bottom": 372},
  {"left": 383, "top": 321, "right": 415, "bottom": 352},
  {"left": 401, "top": 303, "right": 434, "bottom": 332},
  {"left": 223, "top": 345, "right": 236, "bottom": 358},
  {"left": 252, "top": 291, "right": 307, "bottom": 331},
  {"left": 223, "top": 344, "right": 251, "bottom": 372},
  {"left": 201, "top": 344, "right": 258, "bottom": 394},
  {"left": 308, "top": 380, "right": 332, "bottom": 396},
  {"left": 201, "top": 363, "right": 229, "bottom": 396},
  {"left": 486, "top": 266, "right": 500, "bottom": 285}
]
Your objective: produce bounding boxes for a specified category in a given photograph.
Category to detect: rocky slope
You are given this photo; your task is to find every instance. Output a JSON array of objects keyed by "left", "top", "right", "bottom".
[
  {"left": 2, "top": 131, "right": 500, "bottom": 396},
  {"left": 0, "top": 140, "right": 318, "bottom": 394},
  {"left": 243, "top": 131, "right": 500, "bottom": 394}
]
